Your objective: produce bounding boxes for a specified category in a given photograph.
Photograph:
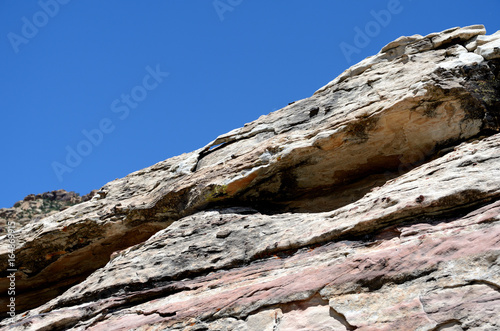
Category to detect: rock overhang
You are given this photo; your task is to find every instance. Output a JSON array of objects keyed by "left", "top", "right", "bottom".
[{"left": 2, "top": 25, "right": 500, "bottom": 330}]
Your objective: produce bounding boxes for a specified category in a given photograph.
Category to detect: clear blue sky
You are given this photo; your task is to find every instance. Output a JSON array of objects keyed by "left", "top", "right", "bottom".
[{"left": 1, "top": 0, "right": 499, "bottom": 208}]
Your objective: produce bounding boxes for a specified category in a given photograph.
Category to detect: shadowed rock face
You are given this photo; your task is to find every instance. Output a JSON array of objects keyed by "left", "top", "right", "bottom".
[{"left": 1, "top": 25, "right": 500, "bottom": 330}]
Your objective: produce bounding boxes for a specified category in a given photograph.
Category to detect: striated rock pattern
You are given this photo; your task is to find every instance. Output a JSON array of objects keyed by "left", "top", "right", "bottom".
[
  {"left": 0, "top": 190, "right": 96, "bottom": 232},
  {"left": 1, "top": 25, "right": 500, "bottom": 330}
]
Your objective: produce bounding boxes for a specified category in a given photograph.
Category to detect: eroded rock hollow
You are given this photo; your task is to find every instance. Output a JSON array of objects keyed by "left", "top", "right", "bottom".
[{"left": 1, "top": 25, "right": 500, "bottom": 330}]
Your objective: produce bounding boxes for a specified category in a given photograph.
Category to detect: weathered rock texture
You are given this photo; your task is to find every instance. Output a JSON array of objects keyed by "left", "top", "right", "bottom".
[
  {"left": 0, "top": 190, "right": 96, "bottom": 232},
  {"left": 2, "top": 25, "right": 500, "bottom": 330}
]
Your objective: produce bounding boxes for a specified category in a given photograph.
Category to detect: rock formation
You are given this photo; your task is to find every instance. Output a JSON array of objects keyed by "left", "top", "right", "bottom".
[
  {"left": 0, "top": 190, "right": 96, "bottom": 232},
  {"left": 1, "top": 25, "right": 500, "bottom": 330}
]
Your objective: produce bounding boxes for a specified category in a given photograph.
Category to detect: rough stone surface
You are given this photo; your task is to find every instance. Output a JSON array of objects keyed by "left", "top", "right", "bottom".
[
  {"left": 2, "top": 25, "right": 500, "bottom": 330},
  {"left": 0, "top": 190, "right": 96, "bottom": 233},
  {"left": 476, "top": 38, "right": 500, "bottom": 60}
]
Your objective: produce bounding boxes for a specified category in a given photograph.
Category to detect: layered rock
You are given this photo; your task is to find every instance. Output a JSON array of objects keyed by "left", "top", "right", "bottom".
[
  {"left": 1, "top": 25, "right": 500, "bottom": 330},
  {"left": 0, "top": 190, "right": 96, "bottom": 232}
]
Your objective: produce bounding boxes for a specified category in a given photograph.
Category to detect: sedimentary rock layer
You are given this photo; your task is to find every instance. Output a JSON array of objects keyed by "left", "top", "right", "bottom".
[{"left": 1, "top": 25, "right": 500, "bottom": 330}]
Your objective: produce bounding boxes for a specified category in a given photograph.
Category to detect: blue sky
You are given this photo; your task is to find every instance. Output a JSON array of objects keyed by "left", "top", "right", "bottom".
[{"left": 1, "top": 0, "right": 499, "bottom": 208}]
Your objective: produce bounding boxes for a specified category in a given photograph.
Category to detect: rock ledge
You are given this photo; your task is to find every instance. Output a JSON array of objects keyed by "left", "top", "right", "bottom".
[{"left": 1, "top": 25, "right": 500, "bottom": 330}]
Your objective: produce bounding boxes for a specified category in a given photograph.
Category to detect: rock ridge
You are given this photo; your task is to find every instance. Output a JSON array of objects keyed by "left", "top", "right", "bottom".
[
  {"left": 1, "top": 25, "right": 500, "bottom": 330},
  {"left": 0, "top": 190, "right": 96, "bottom": 233}
]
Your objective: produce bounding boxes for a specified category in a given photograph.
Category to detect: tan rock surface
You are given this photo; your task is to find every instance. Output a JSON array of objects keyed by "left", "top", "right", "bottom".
[
  {"left": 1, "top": 25, "right": 500, "bottom": 330},
  {"left": 0, "top": 190, "right": 95, "bottom": 232}
]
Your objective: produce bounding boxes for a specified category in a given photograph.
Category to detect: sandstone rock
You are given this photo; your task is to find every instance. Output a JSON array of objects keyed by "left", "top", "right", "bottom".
[
  {"left": 0, "top": 190, "right": 92, "bottom": 233},
  {"left": 430, "top": 25, "right": 486, "bottom": 48},
  {"left": 1, "top": 25, "right": 500, "bottom": 330},
  {"left": 476, "top": 37, "right": 500, "bottom": 60},
  {"left": 319, "top": 25, "right": 489, "bottom": 94},
  {"left": 466, "top": 30, "right": 500, "bottom": 51},
  {"left": 22, "top": 195, "right": 35, "bottom": 202},
  {"left": 5, "top": 132, "right": 500, "bottom": 329}
]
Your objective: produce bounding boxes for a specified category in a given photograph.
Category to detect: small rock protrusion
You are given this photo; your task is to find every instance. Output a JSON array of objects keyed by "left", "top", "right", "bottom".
[
  {"left": 216, "top": 230, "right": 232, "bottom": 239},
  {"left": 416, "top": 195, "right": 425, "bottom": 203},
  {"left": 23, "top": 194, "right": 36, "bottom": 201},
  {"left": 92, "top": 190, "right": 108, "bottom": 201}
]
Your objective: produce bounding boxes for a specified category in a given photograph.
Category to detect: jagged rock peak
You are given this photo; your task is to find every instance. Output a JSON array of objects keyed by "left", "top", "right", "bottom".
[{"left": 1, "top": 25, "right": 500, "bottom": 330}]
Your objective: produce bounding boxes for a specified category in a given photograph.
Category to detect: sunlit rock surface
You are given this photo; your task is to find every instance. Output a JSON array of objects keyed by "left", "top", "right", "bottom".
[{"left": 1, "top": 25, "right": 500, "bottom": 330}]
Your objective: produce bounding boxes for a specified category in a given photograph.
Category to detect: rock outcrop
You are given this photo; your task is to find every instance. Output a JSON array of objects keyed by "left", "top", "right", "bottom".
[
  {"left": 0, "top": 190, "right": 96, "bottom": 232},
  {"left": 1, "top": 25, "right": 500, "bottom": 330}
]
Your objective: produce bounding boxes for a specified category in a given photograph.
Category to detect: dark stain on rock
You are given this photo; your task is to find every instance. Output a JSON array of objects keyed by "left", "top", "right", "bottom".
[
  {"left": 309, "top": 107, "right": 320, "bottom": 118},
  {"left": 345, "top": 116, "right": 379, "bottom": 143}
]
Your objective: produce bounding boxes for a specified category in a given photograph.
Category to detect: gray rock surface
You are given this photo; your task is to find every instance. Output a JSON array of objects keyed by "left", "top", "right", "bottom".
[{"left": 1, "top": 25, "right": 500, "bottom": 330}]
